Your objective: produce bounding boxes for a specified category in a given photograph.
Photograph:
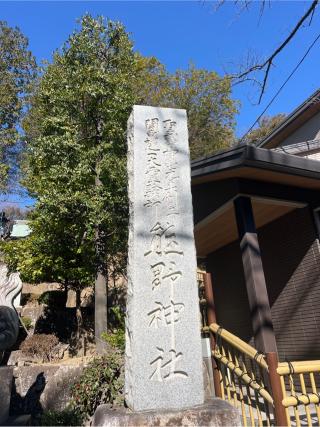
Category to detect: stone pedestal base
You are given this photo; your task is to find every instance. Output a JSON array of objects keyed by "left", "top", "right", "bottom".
[
  {"left": 0, "top": 366, "right": 13, "bottom": 426},
  {"left": 93, "top": 399, "right": 241, "bottom": 426}
]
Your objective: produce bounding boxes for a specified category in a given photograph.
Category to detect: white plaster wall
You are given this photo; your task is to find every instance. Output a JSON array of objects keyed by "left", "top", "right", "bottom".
[
  {"left": 301, "top": 150, "right": 320, "bottom": 161},
  {"left": 281, "top": 111, "right": 320, "bottom": 147}
]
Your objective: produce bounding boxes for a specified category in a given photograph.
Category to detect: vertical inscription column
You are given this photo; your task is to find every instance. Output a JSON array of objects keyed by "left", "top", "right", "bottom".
[{"left": 125, "top": 106, "right": 204, "bottom": 412}]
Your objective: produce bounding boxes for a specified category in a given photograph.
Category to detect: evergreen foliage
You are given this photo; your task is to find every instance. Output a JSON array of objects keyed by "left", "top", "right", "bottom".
[
  {"left": 21, "top": 15, "right": 135, "bottom": 348},
  {"left": 135, "top": 56, "right": 238, "bottom": 159},
  {"left": 0, "top": 21, "right": 37, "bottom": 192},
  {"left": 1, "top": 15, "right": 238, "bottom": 351}
]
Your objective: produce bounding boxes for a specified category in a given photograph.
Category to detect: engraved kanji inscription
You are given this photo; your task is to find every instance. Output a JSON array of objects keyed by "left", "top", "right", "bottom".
[
  {"left": 149, "top": 347, "right": 188, "bottom": 382},
  {"left": 163, "top": 119, "right": 177, "bottom": 146},
  {"left": 146, "top": 118, "right": 159, "bottom": 137},
  {"left": 144, "top": 118, "right": 163, "bottom": 207},
  {"left": 163, "top": 147, "right": 178, "bottom": 216},
  {"left": 150, "top": 261, "right": 182, "bottom": 290},
  {"left": 148, "top": 300, "right": 185, "bottom": 328},
  {"left": 144, "top": 222, "right": 183, "bottom": 257}
]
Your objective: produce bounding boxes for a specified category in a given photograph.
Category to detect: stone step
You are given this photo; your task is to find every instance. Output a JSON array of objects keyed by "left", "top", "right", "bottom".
[{"left": 93, "top": 398, "right": 241, "bottom": 426}]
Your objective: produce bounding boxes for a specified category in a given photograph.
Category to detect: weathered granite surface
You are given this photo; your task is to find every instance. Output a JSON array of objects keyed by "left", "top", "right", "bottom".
[
  {"left": 0, "top": 366, "right": 13, "bottom": 425},
  {"left": 11, "top": 364, "right": 84, "bottom": 415},
  {"left": 20, "top": 304, "right": 44, "bottom": 328},
  {"left": 125, "top": 106, "right": 203, "bottom": 411},
  {"left": 93, "top": 399, "right": 241, "bottom": 426}
]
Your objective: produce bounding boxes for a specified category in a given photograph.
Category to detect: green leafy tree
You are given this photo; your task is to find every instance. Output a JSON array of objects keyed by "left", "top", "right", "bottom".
[
  {"left": 22, "top": 15, "right": 135, "bottom": 353},
  {"left": 0, "top": 21, "right": 37, "bottom": 192},
  {"left": 242, "top": 114, "right": 286, "bottom": 145},
  {"left": 4, "top": 16, "right": 238, "bottom": 354},
  {"left": 134, "top": 57, "right": 238, "bottom": 159},
  {"left": 0, "top": 204, "right": 96, "bottom": 343}
]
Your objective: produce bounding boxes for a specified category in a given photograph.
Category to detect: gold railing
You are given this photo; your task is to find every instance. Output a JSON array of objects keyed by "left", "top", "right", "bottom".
[
  {"left": 277, "top": 361, "right": 320, "bottom": 426},
  {"left": 201, "top": 271, "right": 320, "bottom": 426},
  {"left": 207, "top": 321, "right": 320, "bottom": 426},
  {"left": 207, "top": 323, "right": 275, "bottom": 427}
]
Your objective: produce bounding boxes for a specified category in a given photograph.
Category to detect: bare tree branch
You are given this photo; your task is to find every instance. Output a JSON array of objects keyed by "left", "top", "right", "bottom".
[
  {"left": 309, "top": 4, "right": 317, "bottom": 25},
  {"left": 239, "top": 30, "right": 320, "bottom": 142},
  {"left": 232, "top": 0, "right": 319, "bottom": 102}
]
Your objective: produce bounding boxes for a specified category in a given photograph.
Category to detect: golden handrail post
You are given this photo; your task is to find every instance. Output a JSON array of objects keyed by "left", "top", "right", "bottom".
[
  {"left": 203, "top": 272, "right": 223, "bottom": 398},
  {"left": 266, "top": 352, "right": 288, "bottom": 426}
]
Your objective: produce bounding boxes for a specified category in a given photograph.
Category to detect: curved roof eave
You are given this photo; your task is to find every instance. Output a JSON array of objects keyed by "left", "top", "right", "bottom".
[{"left": 257, "top": 88, "right": 320, "bottom": 149}]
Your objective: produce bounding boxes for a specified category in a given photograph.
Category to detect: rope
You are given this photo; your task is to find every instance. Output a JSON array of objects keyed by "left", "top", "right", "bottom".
[
  {"left": 292, "top": 395, "right": 300, "bottom": 408},
  {"left": 285, "top": 358, "right": 300, "bottom": 407},
  {"left": 301, "top": 393, "right": 311, "bottom": 405},
  {"left": 286, "top": 359, "right": 295, "bottom": 375},
  {"left": 238, "top": 370, "right": 248, "bottom": 382},
  {"left": 215, "top": 326, "right": 224, "bottom": 351},
  {"left": 254, "top": 350, "right": 266, "bottom": 363}
]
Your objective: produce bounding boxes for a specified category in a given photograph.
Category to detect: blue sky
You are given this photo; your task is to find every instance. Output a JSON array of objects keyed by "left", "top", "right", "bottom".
[{"left": 1, "top": 1, "right": 320, "bottom": 207}]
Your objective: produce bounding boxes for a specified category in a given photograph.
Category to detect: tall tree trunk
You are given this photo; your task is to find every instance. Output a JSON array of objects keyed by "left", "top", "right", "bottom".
[
  {"left": 94, "top": 170, "right": 108, "bottom": 354},
  {"left": 95, "top": 263, "right": 108, "bottom": 354},
  {"left": 63, "top": 281, "right": 68, "bottom": 307},
  {"left": 75, "top": 288, "right": 83, "bottom": 342}
]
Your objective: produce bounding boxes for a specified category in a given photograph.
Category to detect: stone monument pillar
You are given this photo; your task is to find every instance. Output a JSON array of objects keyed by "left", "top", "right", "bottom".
[
  {"left": 92, "top": 106, "right": 241, "bottom": 426},
  {"left": 125, "top": 106, "right": 204, "bottom": 412}
]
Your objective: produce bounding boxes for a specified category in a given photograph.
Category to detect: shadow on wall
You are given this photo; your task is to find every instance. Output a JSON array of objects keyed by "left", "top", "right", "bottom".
[{"left": 10, "top": 372, "right": 46, "bottom": 419}]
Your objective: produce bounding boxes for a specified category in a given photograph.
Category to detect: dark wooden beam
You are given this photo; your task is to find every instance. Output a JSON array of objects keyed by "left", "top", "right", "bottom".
[
  {"left": 234, "top": 196, "right": 277, "bottom": 353},
  {"left": 238, "top": 178, "right": 320, "bottom": 207},
  {"left": 193, "top": 177, "right": 320, "bottom": 227},
  {"left": 203, "top": 272, "right": 223, "bottom": 398},
  {"left": 191, "top": 178, "right": 239, "bottom": 225}
]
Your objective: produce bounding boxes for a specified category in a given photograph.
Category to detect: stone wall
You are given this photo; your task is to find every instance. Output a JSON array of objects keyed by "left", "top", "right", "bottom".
[
  {"left": 22, "top": 283, "right": 61, "bottom": 295},
  {"left": 10, "top": 364, "right": 84, "bottom": 416},
  {"left": 20, "top": 304, "right": 44, "bottom": 328}
]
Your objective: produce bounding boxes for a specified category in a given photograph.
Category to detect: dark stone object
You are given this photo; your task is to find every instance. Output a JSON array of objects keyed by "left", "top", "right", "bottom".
[
  {"left": 0, "top": 306, "right": 19, "bottom": 352},
  {"left": 0, "top": 366, "right": 13, "bottom": 425},
  {"left": 93, "top": 399, "right": 241, "bottom": 427},
  {"left": 5, "top": 414, "right": 31, "bottom": 426}
]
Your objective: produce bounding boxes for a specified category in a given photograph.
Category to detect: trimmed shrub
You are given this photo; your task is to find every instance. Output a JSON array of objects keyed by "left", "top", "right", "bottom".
[
  {"left": 70, "top": 351, "right": 124, "bottom": 421},
  {"left": 101, "top": 306, "right": 125, "bottom": 352},
  {"left": 101, "top": 329, "right": 125, "bottom": 352}
]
